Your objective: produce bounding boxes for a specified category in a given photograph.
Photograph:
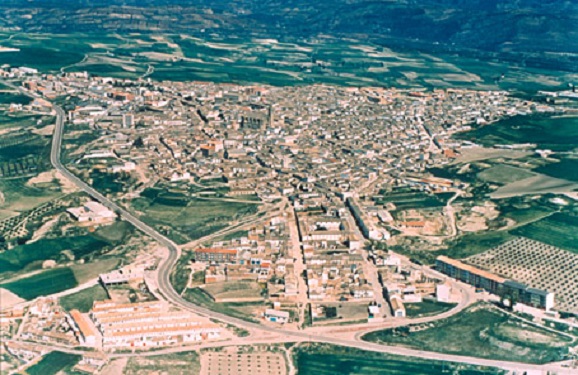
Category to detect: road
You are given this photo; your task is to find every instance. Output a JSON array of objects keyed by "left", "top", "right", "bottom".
[{"left": 4, "top": 79, "right": 576, "bottom": 374}]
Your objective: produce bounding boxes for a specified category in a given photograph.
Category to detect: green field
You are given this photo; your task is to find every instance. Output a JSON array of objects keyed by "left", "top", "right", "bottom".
[
  {"left": 59, "top": 284, "right": 109, "bottom": 312},
  {"left": 26, "top": 351, "right": 81, "bottom": 375},
  {"left": 405, "top": 300, "right": 457, "bottom": 318},
  {"left": 363, "top": 304, "right": 572, "bottom": 364},
  {"left": 125, "top": 351, "right": 200, "bottom": 375},
  {"left": 373, "top": 191, "right": 453, "bottom": 210},
  {"left": 477, "top": 165, "right": 536, "bottom": 185},
  {"left": 294, "top": 343, "right": 505, "bottom": 375},
  {"left": 182, "top": 288, "right": 260, "bottom": 323},
  {"left": 1, "top": 267, "right": 78, "bottom": 300},
  {"left": 512, "top": 213, "right": 578, "bottom": 253},
  {"left": 133, "top": 190, "right": 259, "bottom": 244},
  {"left": 0, "top": 235, "right": 110, "bottom": 274},
  {"left": 535, "top": 158, "right": 578, "bottom": 183},
  {"left": 455, "top": 115, "right": 578, "bottom": 152},
  {"left": 392, "top": 230, "right": 515, "bottom": 265}
]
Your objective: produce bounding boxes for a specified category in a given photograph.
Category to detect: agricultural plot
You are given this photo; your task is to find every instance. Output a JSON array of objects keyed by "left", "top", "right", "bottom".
[
  {"left": 511, "top": 213, "right": 578, "bottom": 252},
  {"left": 125, "top": 352, "right": 201, "bottom": 375},
  {"left": 535, "top": 157, "right": 578, "bottom": 183},
  {"left": 182, "top": 288, "right": 260, "bottom": 323},
  {"left": 477, "top": 165, "right": 536, "bottom": 185},
  {"left": 466, "top": 237, "right": 578, "bottom": 314},
  {"left": 362, "top": 304, "right": 572, "bottom": 364},
  {"left": 133, "top": 189, "right": 259, "bottom": 244},
  {"left": 404, "top": 300, "right": 457, "bottom": 318},
  {"left": 203, "top": 281, "right": 264, "bottom": 302},
  {"left": 0, "top": 235, "right": 110, "bottom": 274},
  {"left": 455, "top": 114, "right": 578, "bottom": 152},
  {"left": 26, "top": 352, "right": 81, "bottom": 375},
  {"left": 294, "top": 343, "right": 506, "bottom": 375},
  {"left": 59, "top": 284, "right": 109, "bottom": 313},
  {"left": 0, "top": 267, "right": 78, "bottom": 300},
  {"left": 373, "top": 191, "right": 453, "bottom": 210}
]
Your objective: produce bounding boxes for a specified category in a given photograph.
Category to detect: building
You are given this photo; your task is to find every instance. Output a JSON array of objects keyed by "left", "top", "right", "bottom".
[
  {"left": 436, "top": 256, "right": 555, "bottom": 311},
  {"left": 68, "top": 310, "right": 98, "bottom": 347},
  {"left": 89, "top": 300, "right": 221, "bottom": 349},
  {"left": 264, "top": 309, "right": 290, "bottom": 324},
  {"left": 389, "top": 294, "right": 406, "bottom": 317},
  {"left": 67, "top": 202, "right": 117, "bottom": 224},
  {"left": 193, "top": 248, "right": 238, "bottom": 264}
]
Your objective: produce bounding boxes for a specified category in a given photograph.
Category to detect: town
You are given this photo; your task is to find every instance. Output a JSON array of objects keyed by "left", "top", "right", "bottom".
[{"left": 1, "top": 65, "right": 577, "bottom": 374}]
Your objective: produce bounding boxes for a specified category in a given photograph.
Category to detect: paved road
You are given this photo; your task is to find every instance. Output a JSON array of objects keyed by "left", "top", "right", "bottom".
[{"left": 5, "top": 79, "right": 576, "bottom": 374}]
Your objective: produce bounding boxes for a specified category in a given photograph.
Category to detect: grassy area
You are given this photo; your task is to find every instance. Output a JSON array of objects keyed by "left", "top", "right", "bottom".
[
  {"left": 477, "top": 165, "right": 535, "bottom": 185},
  {"left": 124, "top": 351, "right": 200, "bottom": 375},
  {"left": 455, "top": 115, "right": 578, "bottom": 152},
  {"left": 203, "top": 281, "right": 264, "bottom": 302},
  {"left": 0, "top": 178, "right": 62, "bottom": 214},
  {"left": 511, "top": 213, "right": 578, "bottom": 253},
  {"left": 405, "top": 300, "right": 457, "bottom": 318},
  {"left": 294, "top": 343, "right": 506, "bottom": 375},
  {"left": 133, "top": 191, "right": 259, "bottom": 244},
  {"left": 59, "top": 284, "right": 109, "bottom": 312},
  {"left": 392, "top": 230, "right": 515, "bottom": 265},
  {"left": 535, "top": 157, "right": 578, "bottom": 183},
  {"left": 362, "top": 304, "right": 572, "bottom": 364},
  {"left": 70, "top": 258, "right": 120, "bottom": 284},
  {"left": 373, "top": 191, "right": 453, "bottom": 210},
  {"left": 170, "top": 254, "right": 191, "bottom": 294},
  {"left": 0, "top": 235, "right": 110, "bottom": 274},
  {"left": 1, "top": 267, "right": 78, "bottom": 299},
  {"left": 182, "top": 288, "right": 260, "bottom": 323},
  {"left": 93, "top": 221, "right": 133, "bottom": 244},
  {"left": 26, "top": 351, "right": 81, "bottom": 375}
]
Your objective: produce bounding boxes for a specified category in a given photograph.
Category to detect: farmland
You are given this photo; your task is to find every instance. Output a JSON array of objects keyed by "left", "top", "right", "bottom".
[
  {"left": 132, "top": 189, "right": 259, "bottom": 244},
  {"left": 362, "top": 304, "right": 572, "bottom": 364},
  {"left": 26, "top": 351, "right": 81, "bottom": 375},
  {"left": 59, "top": 284, "right": 109, "bottom": 312},
  {"left": 511, "top": 213, "right": 578, "bottom": 253},
  {"left": 294, "top": 343, "right": 505, "bottom": 375},
  {"left": 0, "top": 267, "right": 78, "bottom": 300}
]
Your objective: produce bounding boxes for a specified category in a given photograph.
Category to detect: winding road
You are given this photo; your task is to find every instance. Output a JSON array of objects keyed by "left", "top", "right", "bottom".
[{"left": 4, "top": 79, "right": 576, "bottom": 374}]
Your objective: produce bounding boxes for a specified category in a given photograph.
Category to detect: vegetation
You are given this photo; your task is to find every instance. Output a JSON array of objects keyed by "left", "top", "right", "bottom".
[
  {"left": 404, "top": 300, "right": 457, "bottom": 318},
  {"left": 182, "top": 288, "right": 260, "bottom": 323},
  {"left": 0, "top": 235, "right": 110, "bottom": 274},
  {"left": 59, "top": 284, "right": 109, "bottom": 312},
  {"left": 1, "top": 267, "right": 78, "bottom": 299},
  {"left": 124, "top": 351, "right": 200, "bottom": 375},
  {"left": 511, "top": 213, "right": 578, "bottom": 253},
  {"left": 363, "top": 304, "right": 572, "bottom": 364},
  {"left": 294, "top": 343, "right": 506, "bottom": 375},
  {"left": 26, "top": 351, "right": 81, "bottom": 375}
]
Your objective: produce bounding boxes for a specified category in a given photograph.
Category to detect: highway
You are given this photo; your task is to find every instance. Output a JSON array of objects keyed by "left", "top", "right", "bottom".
[{"left": 4, "top": 79, "right": 576, "bottom": 374}]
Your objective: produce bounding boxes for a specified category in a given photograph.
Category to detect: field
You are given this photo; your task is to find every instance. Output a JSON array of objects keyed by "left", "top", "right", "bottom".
[
  {"left": 0, "top": 235, "right": 110, "bottom": 275},
  {"left": 125, "top": 352, "right": 200, "bottom": 375},
  {"left": 59, "top": 284, "right": 109, "bottom": 312},
  {"left": 455, "top": 115, "right": 578, "bottom": 152},
  {"left": 392, "top": 230, "right": 515, "bottom": 265},
  {"left": 182, "top": 288, "right": 260, "bottom": 323},
  {"left": 362, "top": 304, "right": 572, "bottom": 364},
  {"left": 294, "top": 343, "right": 505, "bottom": 375},
  {"left": 404, "top": 300, "right": 457, "bottom": 318},
  {"left": 373, "top": 191, "right": 453, "bottom": 210},
  {"left": 0, "top": 267, "right": 78, "bottom": 299},
  {"left": 0, "top": 32, "right": 575, "bottom": 92},
  {"left": 203, "top": 281, "right": 264, "bottom": 302},
  {"left": 466, "top": 237, "right": 578, "bottom": 314},
  {"left": 26, "top": 351, "right": 81, "bottom": 375},
  {"left": 511, "top": 213, "right": 578, "bottom": 252},
  {"left": 477, "top": 165, "right": 536, "bottom": 185},
  {"left": 133, "top": 189, "right": 259, "bottom": 244},
  {"left": 535, "top": 157, "right": 578, "bottom": 183}
]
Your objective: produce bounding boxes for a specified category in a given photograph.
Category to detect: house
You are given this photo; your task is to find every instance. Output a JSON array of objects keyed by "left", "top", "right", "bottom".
[
  {"left": 390, "top": 294, "right": 406, "bottom": 318},
  {"left": 68, "top": 309, "right": 98, "bottom": 347},
  {"left": 67, "top": 202, "right": 117, "bottom": 224},
  {"left": 264, "top": 309, "right": 290, "bottom": 324}
]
